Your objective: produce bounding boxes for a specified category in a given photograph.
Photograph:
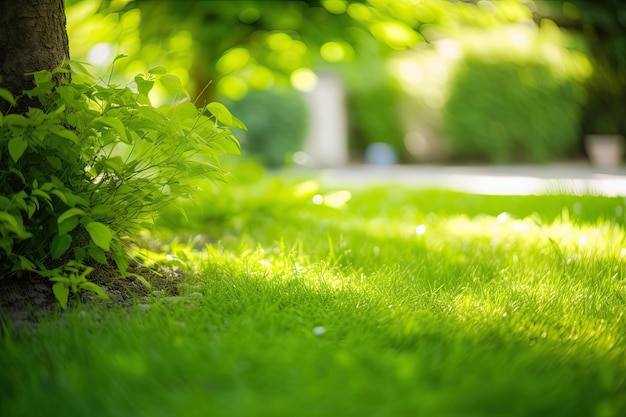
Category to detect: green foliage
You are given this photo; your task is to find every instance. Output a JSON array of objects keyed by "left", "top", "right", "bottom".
[
  {"left": 442, "top": 56, "right": 584, "bottom": 163},
  {"left": 583, "top": 59, "right": 626, "bottom": 134},
  {"left": 346, "top": 61, "right": 405, "bottom": 158},
  {"left": 227, "top": 88, "right": 308, "bottom": 167},
  {"left": 528, "top": 0, "right": 626, "bottom": 135},
  {"left": 0, "top": 62, "right": 240, "bottom": 306},
  {"left": 46, "top": 261, "right": 109, "bottom": 309},
  {"left": 71, "top": 0, "right": 426, "bottom": 100},
  {"left": 65, "top": 0, "right": 544, "bottom": 160}
]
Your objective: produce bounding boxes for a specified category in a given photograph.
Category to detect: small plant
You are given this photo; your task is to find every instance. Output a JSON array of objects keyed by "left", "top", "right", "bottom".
[
  {"left": 0, "top": 59, "right": 242, "bottom": 306},
  {"left": 45, "top": 261, "right": 108, "bottom": 309}
]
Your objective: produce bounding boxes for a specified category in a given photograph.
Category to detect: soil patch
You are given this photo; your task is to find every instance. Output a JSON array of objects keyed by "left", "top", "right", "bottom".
[{"left": 0, "top": 262, "right": 186, "bottom": 331}]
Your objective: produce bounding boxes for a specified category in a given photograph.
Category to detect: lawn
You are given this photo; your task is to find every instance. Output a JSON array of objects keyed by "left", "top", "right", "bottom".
[{"left": 1, "top": 173, "right": 626, "bottom": 417}]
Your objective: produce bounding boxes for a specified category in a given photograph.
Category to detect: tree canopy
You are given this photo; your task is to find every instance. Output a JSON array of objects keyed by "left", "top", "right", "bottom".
[{"left": 66, "top": 0, "right": 537, "bottom": 102}]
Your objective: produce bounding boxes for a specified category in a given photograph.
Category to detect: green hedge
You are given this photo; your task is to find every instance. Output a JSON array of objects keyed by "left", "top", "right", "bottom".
[
  {"left": 346, "top": 63, "right": 405, "bottom": 160},
  {"left": 228, "top": 88, "right": 309, "bottom": 167},
  {"left": 442, "top": 55, "right": 585, "bottom": 163}
]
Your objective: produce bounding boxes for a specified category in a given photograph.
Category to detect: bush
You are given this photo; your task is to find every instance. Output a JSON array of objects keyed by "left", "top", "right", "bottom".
[
  {"left": 227, "top": 88, "right": 309, "bottom": 167},
  {"left": 441, "top": 38, "right": 586, "bottom": 163},
  {"left": 0, "top": 63, "right": 241, "bottom": 307},
  {"left": 345, "top": 62, "right": 405, "bottom": 161}
]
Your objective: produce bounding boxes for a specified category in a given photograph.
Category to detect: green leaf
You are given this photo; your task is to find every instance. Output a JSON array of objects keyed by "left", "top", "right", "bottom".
[
  {"left": 66, "top": 59, "right": 95, "bottom": 79},
  {"left": 74, "top": 247, "right": 87, "bottom": 264},
  {"left": 0, "top": 87, "right": 16, "bottom": 106},
  {"left": 8, "top": 137, "right": 28, "bottom": 162},
  {"left": 17, "top": 256, "right": 36, "bottom": 271},
  {"left": 148, "top": 66, "right": 167, "bottom": 75},
  {"left": 58, "top": 215, "right": 79, "bottom": 236},
  {"left": 51, "top": 234, "right": 72, "bottom": 259},
  {"left": 93, "top": 117, "right": 129, "bottom": 143},
  {"left": 25, "top": 201, "right": 37, "bottom": 219},
  {"left": 52, "top": 67, "right": 71, "bottom": 75},
  {"left": 159, "top": 74, "right": 183, "bottom": 93},
  {"left": 8, "top": 167, "right": 25, "bottom": 184},
  {"left": 112, "top": 251, "right": 129, "bottom": 276},
  {"left": 31, "top": 189, "right": 51, "bottom": 201},
  {"left": 210, "top": 134, "right": 241, "bottom": 155},
  {"left": 85, "top": 222, "right": 112, "bottom": 251},
  {"left": 12, "top": 191, "right": 28, "bottom": 211},
  {"left": 231, "top": 114, "right": 247, "bottom": 130},
  {"left": 135, "top": 75, "right": 154, "bottom": 98},
  {"left": 62, "top": 191, "right": 89, "bottom": 208},
  {"left": 138, "top": 106, "right": 164, "bottom": 122},
  {"left": 47, "top": 156, "right": 63, "bottom": 171},
  {"left": 112, "top": 54, "right": 128, "bottom": 64},
  {"left": 88, "top": 244, "right": 108, "bottom": 264},
  {"left": 80, "top": 282, "right": 110, "bottom": 300},
  {"left": 52, "top": 282, "right": 69, "bottom": 309},
  {"left": 172, "top": 101, "right": 200, "bottom": 120},
  {"left": 90, "top": 205, "right": 113, "bottom": 217},
  {"left": 103, "top": 156, "right": 125, "bottom": 175},
  {"left": 39, "top": 182, "right": 55, "bottom": 192},
  {"left": 4, "top": 114, "right": 30, "bottom": 127},
  {"left": 205, "top": 102, "right": 233, "bottom": 125},
  {"left": 50, "top": 127, "right": 78, "bottom": 144},
  {"left": 50, "top": 189, "right": 68, "bottom": 204},
  {"left": 128, "top": 272, "right": 151, "bottom": 289},
  {"left": 31, "top": 70, "right": 52, "bottom": 85},
  {"left": 31, "top": 191, "right": 53, "bottom": 212},
  {"left": 205, "top": 102, "right": 246, "bottom": 129},
  {"left": 50, "top": 104, "right": 67, "bottom": 117},
  {"left": 57, "top": 208, "right": 86, "bottom": 225},
  {"left": 0, "top": 211, "right": 32, "bottom": 239},
  {"left": 0, "top": 236, "right": 13, "bottom": 253}
]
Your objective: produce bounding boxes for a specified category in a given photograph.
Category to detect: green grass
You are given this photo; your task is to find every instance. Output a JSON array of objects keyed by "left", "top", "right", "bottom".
[{"left": 2, "top": 177, "right": 626, "bottom": 417}]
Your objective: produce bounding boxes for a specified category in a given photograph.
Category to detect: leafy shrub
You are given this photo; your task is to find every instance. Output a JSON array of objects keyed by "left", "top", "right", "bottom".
[
  {"left": 0, "top": 62, "right": 241, "bottom": 307},
  {"left": 582, "top": 59, "right": 626, "bottom": 134},
  {"left": 227, "top": 88, "right": 309, "bottom": 167},
  {"left": 442, "top": 44, "right": 586, "bottom": 163},
  {"left": 346, "top": 62, "right": 405, "bottom": 160},
  {"left": 566, "top": 0, "right": 626, "bottom": 134}
]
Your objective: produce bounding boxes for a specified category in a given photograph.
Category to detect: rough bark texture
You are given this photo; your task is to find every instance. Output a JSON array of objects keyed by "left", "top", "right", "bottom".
[{"left": 0, "top": 0, "right": 70, "bottom": 113}]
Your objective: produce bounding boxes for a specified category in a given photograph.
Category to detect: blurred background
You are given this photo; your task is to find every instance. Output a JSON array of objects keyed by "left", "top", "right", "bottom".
[{"left": 65, "top": 0, "right": 626, "bottom": 168}]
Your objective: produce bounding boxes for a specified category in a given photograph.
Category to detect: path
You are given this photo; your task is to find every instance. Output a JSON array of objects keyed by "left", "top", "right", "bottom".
[{"left": 303, "top": 163, "right": 626, "bottom": 196}]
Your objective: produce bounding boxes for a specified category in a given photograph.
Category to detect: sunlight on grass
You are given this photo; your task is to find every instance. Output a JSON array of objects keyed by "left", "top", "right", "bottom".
[
  {"left": 436, "top": 212, "right": 625, "bottom": 258},
  {"left": 3, "top": 184, "right": 626, "bottom": 417},
  {"left": 160, "top": 192, "right": 626, "bottom": 379}
]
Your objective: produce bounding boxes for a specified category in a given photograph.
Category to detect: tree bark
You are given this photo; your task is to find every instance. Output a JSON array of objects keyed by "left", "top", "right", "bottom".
[{"left": 0, "top": 0, "right": 70, "bottom": 113}]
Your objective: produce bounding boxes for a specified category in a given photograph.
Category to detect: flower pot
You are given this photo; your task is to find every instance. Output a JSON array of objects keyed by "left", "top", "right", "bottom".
[{"left": 585, "top": 134, "right": 625, "bottom": 168}]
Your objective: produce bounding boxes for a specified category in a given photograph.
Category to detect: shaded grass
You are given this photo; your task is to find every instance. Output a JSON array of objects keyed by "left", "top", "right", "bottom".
[{"left": 2, "top": 179, "right": 626, "bottom": 417}]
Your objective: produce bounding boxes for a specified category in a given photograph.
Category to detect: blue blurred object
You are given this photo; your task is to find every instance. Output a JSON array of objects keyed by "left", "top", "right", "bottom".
[{"left": 364, "top": 142, "right": 398, "bottom": 165}]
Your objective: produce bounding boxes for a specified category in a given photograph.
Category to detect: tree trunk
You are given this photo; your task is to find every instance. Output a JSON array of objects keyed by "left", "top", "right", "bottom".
[{"left": 0, "top": 0, "right": 70, "bottom": 113}]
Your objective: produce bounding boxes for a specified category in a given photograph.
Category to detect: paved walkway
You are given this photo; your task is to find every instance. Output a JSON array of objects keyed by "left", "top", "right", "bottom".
[{"left": 302, "top": 162, "right": 626, "bottom": 196}]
